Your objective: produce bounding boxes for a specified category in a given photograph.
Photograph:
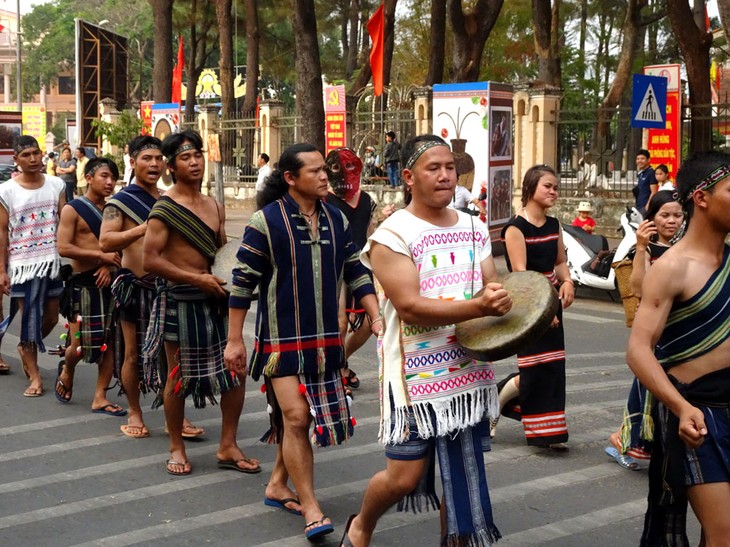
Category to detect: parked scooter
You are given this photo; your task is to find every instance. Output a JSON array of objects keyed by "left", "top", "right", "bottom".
[{"left": 562, "top": 206, "right": 641, "bottom": 293}]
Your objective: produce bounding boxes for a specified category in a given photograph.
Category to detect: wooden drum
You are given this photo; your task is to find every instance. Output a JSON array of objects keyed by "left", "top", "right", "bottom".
[{"left": 455, "top": 271, "right": 560, "bottom": 362}]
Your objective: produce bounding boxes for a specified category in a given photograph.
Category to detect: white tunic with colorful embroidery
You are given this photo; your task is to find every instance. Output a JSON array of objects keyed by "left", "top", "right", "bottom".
[
  {"left": 0, "top": 175, "right": 65, "bottom": 284},
  {"left": 362, "top": 209, "right": 498, "bottom": 444}
]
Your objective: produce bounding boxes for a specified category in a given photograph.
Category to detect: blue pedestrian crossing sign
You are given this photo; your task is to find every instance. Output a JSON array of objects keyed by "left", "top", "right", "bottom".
[{"left": 631, "top": 74, "right": 668, "bottom": 129}]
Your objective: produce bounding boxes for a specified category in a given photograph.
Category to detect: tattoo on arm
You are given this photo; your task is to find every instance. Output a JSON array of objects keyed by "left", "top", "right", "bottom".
[{"left": 103, "top": 206, "right": 120, "bottom": 220}]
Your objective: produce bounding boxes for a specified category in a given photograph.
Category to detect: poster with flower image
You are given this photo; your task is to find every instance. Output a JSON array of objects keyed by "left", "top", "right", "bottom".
[
  {"left": 433, "top": 82, "right": 513, "bottom": 247},
  {"left": 432, "top": 82, "right": 490, "bottom": 199}
]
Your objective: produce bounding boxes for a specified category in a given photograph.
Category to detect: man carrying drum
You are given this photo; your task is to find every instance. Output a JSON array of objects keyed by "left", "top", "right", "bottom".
[{"left": 341, "top": 135, "right": 512, "bottom": 546}]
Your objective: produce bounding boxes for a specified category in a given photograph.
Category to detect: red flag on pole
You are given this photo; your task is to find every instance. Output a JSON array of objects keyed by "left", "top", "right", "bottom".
[
  {"left": 171, "top": 34, "right": 184, "bottom": 105},
  {"left": 367, "top": 3, "right": 385, "bottom": 96}
]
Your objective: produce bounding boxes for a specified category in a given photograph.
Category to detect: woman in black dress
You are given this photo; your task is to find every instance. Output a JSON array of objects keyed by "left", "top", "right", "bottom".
[{"left": 494, "top": 164, "right": 574, "bottom": 450}]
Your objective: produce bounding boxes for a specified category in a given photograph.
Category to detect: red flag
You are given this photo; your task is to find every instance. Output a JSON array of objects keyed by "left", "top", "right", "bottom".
[
  {"left": 367, "top": 3, "right": 385, "bottom": 97},
  {"left": 0, "top": 25, "right": 5, "bottom": 33},
  {"left": 171, "top": 35, "right": 184, "bottom": 105}
]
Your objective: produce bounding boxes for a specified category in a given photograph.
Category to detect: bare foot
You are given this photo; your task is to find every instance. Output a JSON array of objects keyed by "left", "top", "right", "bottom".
[{"left": 609, "top": 430, "right": 622, "bottom": 451}]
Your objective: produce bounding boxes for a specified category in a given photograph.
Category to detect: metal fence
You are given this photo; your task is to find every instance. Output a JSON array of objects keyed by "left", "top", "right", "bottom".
[
  {"left": 556, "top": 106, "right": 642, "bottom": 198},
  {"left": 207, "top": 106, "right": 417, "bottom": 186},
  {"left": 216, "top": 110, "right": 259, "bottom": 187},
  {"left": 556, "top": 102, "right": 730, "bottom": 198}
]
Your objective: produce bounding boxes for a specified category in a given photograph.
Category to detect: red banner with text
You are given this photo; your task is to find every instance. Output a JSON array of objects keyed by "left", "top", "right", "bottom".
[
  {"left": 644, "top": 64, "right": 681, "bottom": 179},
  {"left": 324, "top": 85, "right": 347, "bottom": 154}
]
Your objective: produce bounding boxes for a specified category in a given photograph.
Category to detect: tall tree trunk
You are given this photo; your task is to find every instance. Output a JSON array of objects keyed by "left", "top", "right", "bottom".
[
  {"left": 532, "top": 0, "right": 561, "bottom": 86},
  {"left": 149, "top": 0, "right": 174, "bottom": 102},
  {"left": 184, "top": 0, "right": 199, "bottom": 121},
  {"left": 595, "top": 0, "right": 645, "bottom": 152},
  {"left": 578, "top": 0, "right": 587, "bottom": 80},
  {"left": 667, "top": 0, "right": 713, "bottom": 153},
  {"left": 448, "top": 0, "right": 504, "bottom": 82},
  {"left": 346, "top": 0, "right": 360, "bottom": 79},
  {"left": 243, "top": 0, "right": 260, "bottom": 113},
  {"left": 215, "top": 0, "right": 235, "bottom": 119},
  {"left": 293, "top": 0, "right": 325, "bottom": 150},
  {"left": 184, "top": 0, "right": 215, "bottom": 123},
  {"left": 215, "top": 0, "right": 235, "bottom": 182},
  {"left": 424, "top": 0, "right": 446, "bottom": 86},
  {"left": 341, "top": 1, "right": 350, "bottom": 77}
]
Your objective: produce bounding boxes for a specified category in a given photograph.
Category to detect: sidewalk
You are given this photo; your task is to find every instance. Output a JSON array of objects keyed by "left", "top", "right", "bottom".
[{"left": 223, "top": 199, "right": 256, "bottom": 239}]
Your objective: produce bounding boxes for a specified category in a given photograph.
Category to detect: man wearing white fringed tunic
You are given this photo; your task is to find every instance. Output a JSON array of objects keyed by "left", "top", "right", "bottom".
[
  {"left": 341, "top": 135, "right": 513, "bottom": 547},
  {"left": 0, "top": 136, "right": 66, "bottom": 397}
]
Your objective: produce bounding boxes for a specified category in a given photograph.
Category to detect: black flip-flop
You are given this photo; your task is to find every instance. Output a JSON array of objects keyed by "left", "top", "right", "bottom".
[
  {"left": 217, "top": 458, "right": 262, "bottom": 474},
  {"left": 345, "top": 368, "right": 360, "bottom": 389},
  {"left": 54, "top": 360, "right": 72, "bottom": 404},
  {"left": 92, "top": 404, "right": 128, "bottom": 417},
  {"left": 340, "top": 514, "right": 357, "bottom": 547}
]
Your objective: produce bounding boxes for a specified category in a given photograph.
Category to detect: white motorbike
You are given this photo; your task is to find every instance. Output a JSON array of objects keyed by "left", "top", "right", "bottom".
[{"left": 562, "top": 206, "right": 641, "bottom": 293}]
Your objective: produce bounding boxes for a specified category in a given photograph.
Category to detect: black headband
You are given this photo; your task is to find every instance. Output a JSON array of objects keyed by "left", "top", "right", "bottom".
[
  {"left": 168, "top": 142, "right": 200, "bottom": 162},
  {"left": 130, "top": 143, "right": 161, "bottom": 158},
  {"left": 86, "top": 162, "right": 110, "bottom": 178},
  {"left": 14, "top": 140, "right": 40, "bottom": 154}
]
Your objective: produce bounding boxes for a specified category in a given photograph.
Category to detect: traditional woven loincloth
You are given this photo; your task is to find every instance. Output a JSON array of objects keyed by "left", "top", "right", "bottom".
[
  {"left": 110, "top": 269, "right": 157, "bottom": 394},
  {"left": 61, "top": 268, "right": 113, "bottom": 364},
  {"left": 0, "top": 276, "right": 63, "bottom": 351},
  {"left": 262, "top": 369, "right": 353, "bottom": 448},
  {"left": 142, "top": 282, "right": 236, "bottom": 409},
  {"left": 642, "top": 368, "right": 730, "bottom": 547}
]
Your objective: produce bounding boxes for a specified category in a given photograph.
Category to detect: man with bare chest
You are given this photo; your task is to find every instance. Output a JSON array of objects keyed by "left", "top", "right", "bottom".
[
  {"left": 100, "top": 136, "right": 202, "bottom": 439},
  {"left": 55, "top": 158, "right": 124, "bottom": 415},
  {"left": 142, "top": 130, "right": 259, "bottom": 476},
  {"left": 628, "top": 151, "right": 730, "bottom": 545}
]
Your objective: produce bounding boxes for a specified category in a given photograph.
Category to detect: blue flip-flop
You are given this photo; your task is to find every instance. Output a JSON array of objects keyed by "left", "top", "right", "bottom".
[
  {"left": 304, "top": 515, "right": 334, "bottom": 541},
  {"left": 92, "top": 404, "right": 128, "bottom": 417},
  {"left": 604, "top": 446, "right": 639, "bottom": 470},
  {"left": 264, "top": 496, "right": 302, "bottom": 515}
]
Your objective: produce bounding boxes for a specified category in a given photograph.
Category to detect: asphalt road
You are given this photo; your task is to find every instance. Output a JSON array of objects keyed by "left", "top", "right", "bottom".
[{"left": 0, "top": 205, "right": 702, "bottom": 546}]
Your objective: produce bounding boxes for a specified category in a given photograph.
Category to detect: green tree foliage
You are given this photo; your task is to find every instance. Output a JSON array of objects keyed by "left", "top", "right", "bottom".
[{"left": 90, "top": 111, "right": 145, "bottom": 147}]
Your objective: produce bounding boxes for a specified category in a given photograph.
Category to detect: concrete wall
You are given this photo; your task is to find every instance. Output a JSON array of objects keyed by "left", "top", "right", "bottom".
[{"left": 222, "top": 183, "right": 631, "bottom": 240}]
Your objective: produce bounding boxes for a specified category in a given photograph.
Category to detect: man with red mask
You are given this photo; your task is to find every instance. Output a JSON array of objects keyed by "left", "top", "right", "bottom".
[{"left": 325, "top": 148, "right": 377, "bottom": 392}]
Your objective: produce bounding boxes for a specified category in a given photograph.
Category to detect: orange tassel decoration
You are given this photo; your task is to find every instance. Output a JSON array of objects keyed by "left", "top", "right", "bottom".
[
  {"left": 298, "top": 383, "right": 307, "bottom": 395},
  {"left": 260, "top": 384, "right": 267, "bottom": 393},
  {"left": 173, "top": 379, "right": 182, "bottom": 394},
  {"left": 169, "top": 365, "right": 180, "bottom": 378}
]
